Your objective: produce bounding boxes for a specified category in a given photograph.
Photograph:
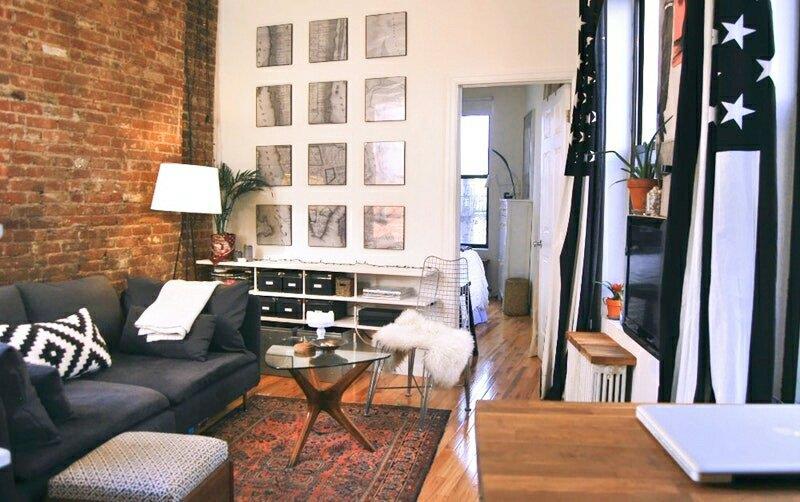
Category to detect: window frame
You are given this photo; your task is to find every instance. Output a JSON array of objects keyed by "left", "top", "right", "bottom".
[{"left": 459, "top": 110, "right": 491, "bottom": 249}]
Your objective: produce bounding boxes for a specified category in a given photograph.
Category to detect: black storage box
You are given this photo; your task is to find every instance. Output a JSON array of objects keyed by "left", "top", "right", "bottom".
[
  {"left": 260, "top": 297, "right": 277, "bottom": 316},
  {"left": 257, "top": 270, "right": 282, "bottom": 292},
  {"left": 275, "top": 298, "right": 303, "bottom": 319},
  {"left": 281, "top": 271, "right": 303, "bottom": 293},
  {"left": 306, "top": 272, "right": 336, "bottom": 296},
  {"left": 358, "top": 307, "right": 403, "bottom": 327},
  {"left": 305, "top": 299, "right": 348, "bottom": 320}
]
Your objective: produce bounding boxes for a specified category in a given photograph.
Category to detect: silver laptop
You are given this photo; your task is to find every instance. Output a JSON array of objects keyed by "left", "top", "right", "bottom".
[{"left": 636, "top": 404, "right": 800, "bottom": 483}]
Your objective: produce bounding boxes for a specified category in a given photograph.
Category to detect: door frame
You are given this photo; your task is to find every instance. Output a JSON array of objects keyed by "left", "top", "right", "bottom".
[{"left": 443, "top": 70, "right": 574, "bottom": 259}]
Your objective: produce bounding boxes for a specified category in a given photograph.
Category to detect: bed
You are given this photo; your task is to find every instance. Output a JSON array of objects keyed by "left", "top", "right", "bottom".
[{"left": 461, "top": 248, "right": 490, "bottom": 325}]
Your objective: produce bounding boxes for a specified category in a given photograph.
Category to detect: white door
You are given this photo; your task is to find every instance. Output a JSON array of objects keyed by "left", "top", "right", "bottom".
[{"left": 531, "top": 85, "right": 571, "bottom": 358}]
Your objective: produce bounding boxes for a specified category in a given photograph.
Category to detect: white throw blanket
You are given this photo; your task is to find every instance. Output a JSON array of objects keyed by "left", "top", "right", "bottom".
[
  {"left": 135, "top": 280, "right": 219, "bottom": 342},
  {"left": 373, "top": 309, "right": 474, "bottom": 388}
]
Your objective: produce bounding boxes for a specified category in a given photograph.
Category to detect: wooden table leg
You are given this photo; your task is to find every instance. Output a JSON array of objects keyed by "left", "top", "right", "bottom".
[{"left": 287, "top": 361, "right": 375, "bottom": 467}]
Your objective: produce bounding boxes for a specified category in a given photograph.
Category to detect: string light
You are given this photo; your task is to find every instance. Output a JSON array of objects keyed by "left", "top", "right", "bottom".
[{"left": 250, "top": 257, "right": 424, "bottom": 271}]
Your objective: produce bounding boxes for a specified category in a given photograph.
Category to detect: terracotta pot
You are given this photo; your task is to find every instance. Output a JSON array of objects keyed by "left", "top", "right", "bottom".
[
  {"left": 627, "top": 179, "right": 658, "bottom": 214},
  {"left": 604, "top": 297, "right": 622, "bottom": 320},
  {"left": 211, "top": 233, "right": 236, "bottom": 264}
]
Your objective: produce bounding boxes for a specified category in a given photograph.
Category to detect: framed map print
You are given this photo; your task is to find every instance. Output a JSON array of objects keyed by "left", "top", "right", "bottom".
[
  {"left": 364, "top": 141, "right": 405, "bottom": 185},
  {"left": 365, "top": 12, "right": 406, "bottom": 58},
  {"left": 364, "top": 206, "right": 405, "bottom": 250},
  {"left": 308, "top": 205, "right": 346, "bottom": 248}
]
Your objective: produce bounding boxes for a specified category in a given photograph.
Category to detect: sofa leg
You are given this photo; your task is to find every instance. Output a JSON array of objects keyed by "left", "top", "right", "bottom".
[{"left": 241, "top": 393, "right": 248, "bottom": 411}]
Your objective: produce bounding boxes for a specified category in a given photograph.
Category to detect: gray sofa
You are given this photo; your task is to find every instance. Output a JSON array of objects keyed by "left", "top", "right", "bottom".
[{"left": 0, "top": 276, "right": 261, "bottom": 501}]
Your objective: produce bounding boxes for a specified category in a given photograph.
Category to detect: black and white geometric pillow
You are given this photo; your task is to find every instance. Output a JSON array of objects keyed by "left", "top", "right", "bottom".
[{"left": 0, "top": 308, "right": 112, "bottom": 379}]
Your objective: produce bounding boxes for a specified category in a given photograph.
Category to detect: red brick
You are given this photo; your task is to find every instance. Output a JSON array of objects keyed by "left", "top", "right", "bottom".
[{"left": 0, "top": 0, "right": 216, "bottom": 289}]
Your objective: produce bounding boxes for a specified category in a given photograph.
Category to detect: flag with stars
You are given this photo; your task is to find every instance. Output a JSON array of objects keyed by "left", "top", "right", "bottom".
[
  {"left": 564, "top": 0, "right": 604, "bottom": 176},
  {"left": 696, "top": 0, "right": 776, "bottom": 403}
]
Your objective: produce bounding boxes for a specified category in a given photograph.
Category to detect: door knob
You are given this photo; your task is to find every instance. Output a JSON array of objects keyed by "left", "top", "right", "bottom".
[{"left": 532, "top": 240, "right": 543, "bottom": 248}]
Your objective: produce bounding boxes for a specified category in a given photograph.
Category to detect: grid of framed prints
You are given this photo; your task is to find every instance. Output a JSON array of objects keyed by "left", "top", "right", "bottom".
[{"left": 253, "top": 13, "right": 409, "bottom": 250}]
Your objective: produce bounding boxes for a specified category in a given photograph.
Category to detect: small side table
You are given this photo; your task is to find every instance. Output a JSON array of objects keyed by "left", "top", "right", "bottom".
[{"left": 564, "top": 331, "right": 636, "bottom": 402}]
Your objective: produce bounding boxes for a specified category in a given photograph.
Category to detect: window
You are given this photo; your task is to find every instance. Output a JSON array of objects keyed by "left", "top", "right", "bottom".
[
  {"left": 634, "top": 0, "right": 669, "bottom": 145},
  {"left": 459, "top": 114, "right": 490, "bottom": 248}
]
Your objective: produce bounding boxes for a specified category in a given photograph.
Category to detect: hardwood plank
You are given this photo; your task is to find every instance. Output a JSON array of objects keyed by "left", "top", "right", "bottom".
[
  {"left": 566, "top": 331, "right": 636, "bottom": 366},
  {"left": 250, "top": 301, "right": 539, "bottom": 501}
]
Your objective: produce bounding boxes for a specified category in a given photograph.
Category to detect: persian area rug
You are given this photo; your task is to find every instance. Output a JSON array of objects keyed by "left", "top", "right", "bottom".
[{"left": 205, "top": 395, "right": 450, "bottom": 501}]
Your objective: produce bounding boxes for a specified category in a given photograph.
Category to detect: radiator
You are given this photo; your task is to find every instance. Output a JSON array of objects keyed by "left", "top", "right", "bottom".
[{"left": 565, "top": 342, "right": 629, "bottom": 402}]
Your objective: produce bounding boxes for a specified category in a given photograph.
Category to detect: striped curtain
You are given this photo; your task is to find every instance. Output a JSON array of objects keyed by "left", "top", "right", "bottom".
[
  {"left": 659, "top": 0, "right": 784, "bottom": 403},
  {"left": 543, "top": 0, "right": 606, "bottom": 400}
]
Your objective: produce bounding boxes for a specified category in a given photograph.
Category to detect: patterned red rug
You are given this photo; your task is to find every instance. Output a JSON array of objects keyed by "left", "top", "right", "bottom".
[{"left": 205, "top": 395, "right": 450, "bottom": 501}]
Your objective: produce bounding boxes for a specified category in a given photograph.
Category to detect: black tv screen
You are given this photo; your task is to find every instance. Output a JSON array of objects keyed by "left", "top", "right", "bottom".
[{"left": 623, "top": 216, "right": 665, "bottom": 358}]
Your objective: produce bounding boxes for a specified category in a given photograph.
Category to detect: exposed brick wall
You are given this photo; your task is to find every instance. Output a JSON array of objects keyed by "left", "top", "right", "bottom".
[{"left": 0, "top": 0, "right": 217, "bottom": 289}]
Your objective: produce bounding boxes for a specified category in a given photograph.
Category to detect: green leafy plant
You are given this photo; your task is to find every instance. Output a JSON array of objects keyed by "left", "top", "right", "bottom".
[
  {"left": 603, "top": 117, "right": 671, "bottom": 184},
  {"left": 596, "top": 281, "right": 624, "bottom": 301},
  {"left": 214, "top": 163, "right": 269, "bottom": 234}
]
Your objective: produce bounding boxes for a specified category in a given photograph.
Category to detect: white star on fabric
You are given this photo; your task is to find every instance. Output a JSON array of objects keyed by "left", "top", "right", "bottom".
[
  {"left": 721, "top": 15, "right": 756, "bottom": 49},
  {"left": 720, "top": 94, "right": 755, "bottom": 129},
  {"left": 756, "top": 59, "right": 772, "bottom": 82}
]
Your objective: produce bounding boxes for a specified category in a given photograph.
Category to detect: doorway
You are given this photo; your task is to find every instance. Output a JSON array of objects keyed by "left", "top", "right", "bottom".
[{"left": 455, "top": 81, "right": 571, "bottom": 340}]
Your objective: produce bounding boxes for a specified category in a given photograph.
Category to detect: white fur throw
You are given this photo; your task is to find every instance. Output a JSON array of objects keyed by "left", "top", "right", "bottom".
[{"left": 372, "top": 309, "right": 474, "bottom": 388}]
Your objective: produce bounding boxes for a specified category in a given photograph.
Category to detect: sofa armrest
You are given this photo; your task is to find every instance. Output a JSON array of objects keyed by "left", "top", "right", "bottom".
[
  {"left": 0, "top": 400, "right": 17, "bottom": 502},
  {"left": 241, "top": 295, "right": 261, "bottom": 358}
]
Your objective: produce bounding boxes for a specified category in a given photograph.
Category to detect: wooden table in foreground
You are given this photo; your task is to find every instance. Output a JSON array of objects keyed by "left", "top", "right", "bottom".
[{"left": 476, "top": 401, "right": 800, "bottom": 500}]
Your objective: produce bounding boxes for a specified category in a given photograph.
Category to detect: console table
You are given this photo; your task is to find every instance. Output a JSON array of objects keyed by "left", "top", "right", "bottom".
[{"left": 476, "top": 401, "right": 800, "bottom": 500}]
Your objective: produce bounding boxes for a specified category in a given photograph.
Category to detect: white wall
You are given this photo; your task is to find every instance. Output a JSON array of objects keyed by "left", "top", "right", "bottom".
[
  {"left": 771, "top": 0, "right": 799, "bottom": 401},
  {"left": 215, "top": 0, "right": 577, "bottom": 267},
  {"left": 603, "top": 0, "right": 661, "bottom": 401},
  {"left": 462, "top": 85, "right": 539, "bottom": 294}
]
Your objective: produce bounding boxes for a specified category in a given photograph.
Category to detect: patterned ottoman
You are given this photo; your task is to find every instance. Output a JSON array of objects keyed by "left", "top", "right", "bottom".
[{"left": 48, "top": 432, "right": 231, "bottom": 502}]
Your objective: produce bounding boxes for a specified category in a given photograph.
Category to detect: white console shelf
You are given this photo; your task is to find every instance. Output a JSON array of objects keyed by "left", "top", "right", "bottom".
[{"left": 196, "top": 259, "right": 427, "bottom": 331}]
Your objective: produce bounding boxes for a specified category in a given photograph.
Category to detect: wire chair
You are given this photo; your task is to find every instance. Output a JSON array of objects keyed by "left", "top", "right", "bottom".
[{"left": 365, "top": 256, "right": 476, "bottom": 422}]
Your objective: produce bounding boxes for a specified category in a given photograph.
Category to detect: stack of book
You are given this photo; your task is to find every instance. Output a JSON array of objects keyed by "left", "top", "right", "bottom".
[
  {"left": 361, "top": 287, "right": 414, "bottom": 300},
  {"left": 210, "top": 267, "right": 253, "bottom": 285}
]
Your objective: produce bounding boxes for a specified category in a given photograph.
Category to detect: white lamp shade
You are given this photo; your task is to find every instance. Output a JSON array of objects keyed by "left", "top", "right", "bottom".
[{"left": 151, "top": 163, "right": 222, "bottom": 214}]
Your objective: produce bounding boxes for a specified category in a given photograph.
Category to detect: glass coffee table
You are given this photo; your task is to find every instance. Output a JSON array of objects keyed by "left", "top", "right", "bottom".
[{"left": 264, "top": 332, "right": 391, "bottom": 467}]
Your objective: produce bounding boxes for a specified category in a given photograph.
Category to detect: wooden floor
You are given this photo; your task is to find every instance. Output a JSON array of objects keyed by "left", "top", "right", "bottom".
[{"left": 251, "top": 301, "right": 541, "bottom": 500}]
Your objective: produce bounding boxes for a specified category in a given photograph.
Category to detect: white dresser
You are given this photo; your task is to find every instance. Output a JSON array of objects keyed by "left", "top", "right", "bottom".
[{"left": 497, "top": 199, "right": 533, "bottom": 300}]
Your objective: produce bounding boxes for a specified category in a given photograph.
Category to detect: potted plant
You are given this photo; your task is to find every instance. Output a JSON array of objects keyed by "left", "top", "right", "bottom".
[
  {"left": 598, "top": 281, "right": 624, "bottom": 320},
  {"left": 212, "top": 163, "right": 269, "bottom": 264},
  {"left": 604, "top": 119, "right": 669, "bottom": 213}
]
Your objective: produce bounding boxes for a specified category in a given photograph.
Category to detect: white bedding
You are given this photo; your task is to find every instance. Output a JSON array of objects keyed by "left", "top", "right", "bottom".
[{"left": 461, "top": 249, "right": 490, "bottom": 324}]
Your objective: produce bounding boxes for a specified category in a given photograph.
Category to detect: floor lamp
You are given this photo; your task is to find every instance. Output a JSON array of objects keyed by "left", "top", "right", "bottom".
[{"left": 151, "top": 163, "right": 221, "bottom": 279}]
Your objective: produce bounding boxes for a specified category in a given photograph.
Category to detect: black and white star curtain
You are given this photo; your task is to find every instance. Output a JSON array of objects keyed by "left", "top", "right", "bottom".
[
  {"left": 543, "top": 0, "right": 605, "bottom": 400},
  {"left": 660, "top": 0, "right": 778, "bottom": 403}
]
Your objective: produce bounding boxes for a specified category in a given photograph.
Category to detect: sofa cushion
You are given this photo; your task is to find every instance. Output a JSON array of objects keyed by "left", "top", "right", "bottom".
[
  {"left": 12, "top": 379, "right": 171, "bottom": 481},
  {"left": 27, "top": 364, "right": 73, "bottom": 423},
  {"left": 16, "top": 276, "right": 124, "bottom": 349},
  {"left": 1, "top": 308, "right": 113, "bottom": 379},
  {"left": 119, "top": 306, "right": 215, "bottom": 361},
  {"left": 0, "top": 285, "right": 27, "bottom": 325},
  {"left": 121, "top": 278, "right": 248, "bottom": 353},
  {"left": 205, "top": 281, "right": 249, "bottom": 353},
  {"left": 121, "top": 277, "right": 164, "bottom": 317},
  {"left": 88, "top": 351, "right": 256, "bottom": 405},
  {"left": 0, "top": 344, "right": 60, "bottom": 451}
]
